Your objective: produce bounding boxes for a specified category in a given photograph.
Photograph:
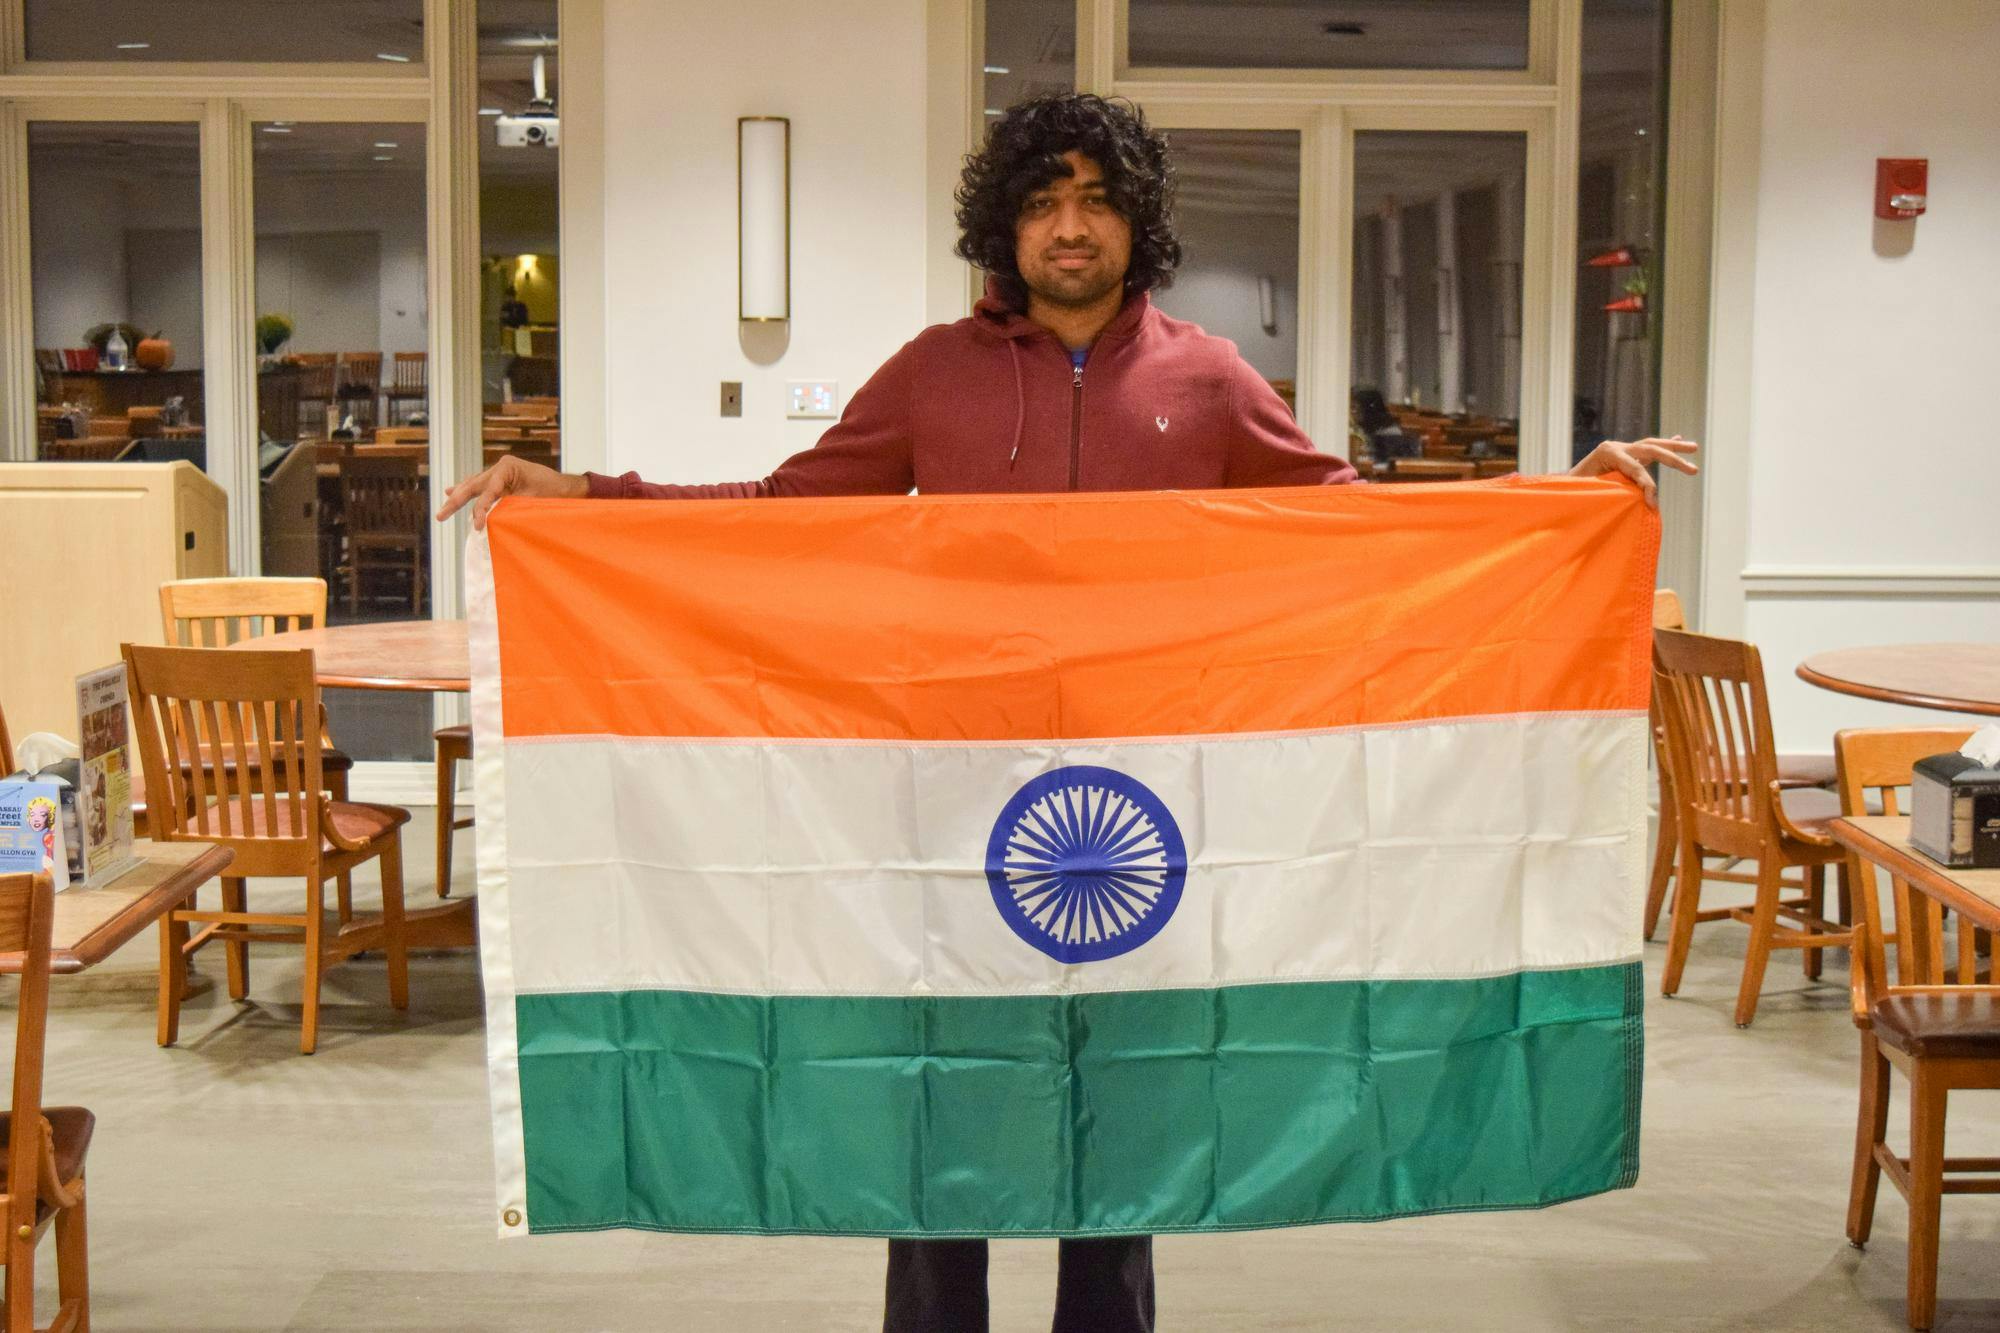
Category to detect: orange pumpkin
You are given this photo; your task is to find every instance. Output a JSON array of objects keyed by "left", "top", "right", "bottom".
[{"left": 134, "top": 336, "right": 174, "bottom": 371}]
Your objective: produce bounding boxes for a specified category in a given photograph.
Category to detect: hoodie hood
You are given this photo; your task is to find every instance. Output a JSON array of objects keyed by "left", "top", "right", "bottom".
[{"left": 973, "top": 274, "right": 1154, "bottom": 346}]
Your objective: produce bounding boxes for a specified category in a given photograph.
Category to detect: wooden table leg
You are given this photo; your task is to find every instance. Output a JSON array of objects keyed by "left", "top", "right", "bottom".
[{"left": 334, "top": 896, "right": 477, "bottom": 955}]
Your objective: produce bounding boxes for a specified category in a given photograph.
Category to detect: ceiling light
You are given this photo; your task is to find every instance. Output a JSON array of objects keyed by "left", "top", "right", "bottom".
[
  {"left": 1635, "top": 127, "right": 1648, "bottom": 136},
  {"left": 115, "top": 42, "right": 150, "bottom": 50},
  {"left": 1322, "top": 21, "right": 1367, "bottom": 36},
  {"left": 478, "top": 107, "right": 504, "bottom": 116},
  {"left": 984, "top": 108, "right": 1003, "bottom": 116},
  {"left": 375, "top": 51, "right": 412, "bottom": 63},
  {"left": 261, "top": 125, "right": 292, "bottom": 134},
  {"left": 374, "top": 141, "right": 399, "bottom": 149},
  {"left": 373, "top": 155, "right": 395, "bottom": 162},
  {"left": 983, "top": 65, "right": 1010, "bottom": 74}
]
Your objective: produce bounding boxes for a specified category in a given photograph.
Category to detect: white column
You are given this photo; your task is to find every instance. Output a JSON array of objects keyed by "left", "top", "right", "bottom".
[
  {"left": 427, "top": 0, "right": 482, "bottom": 620},
  {"left": 1495, "top": 170, "right": 1525, "bottom": 421},
  {"left": 0, "top": 104, "right": 34, "bottom": 463},
  {"left": 1435, "top": 190, "right": 1463, "bottom": 414},
  {"left": 199, "top": 98, "right": 257, "bottom": 573},
  {"left": 1379, "top": 200, "right": 1409, "bottom": 404}
]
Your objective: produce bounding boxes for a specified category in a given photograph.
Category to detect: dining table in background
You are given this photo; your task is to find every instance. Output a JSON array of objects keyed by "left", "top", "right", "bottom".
[
  {"left": 0, "top": 840, "right": 234, "bottom": 977},
  {"left": 1796, "top": 643, "right": 2000, "bottom": 717},
  {"left": 228, "top": 618, "right": 474, "bottom": 951}
]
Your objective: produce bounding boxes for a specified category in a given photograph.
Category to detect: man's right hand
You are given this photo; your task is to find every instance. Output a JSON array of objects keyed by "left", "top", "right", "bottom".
[{"left": 436, "top": 454, "right": 590, "bottom": 530}]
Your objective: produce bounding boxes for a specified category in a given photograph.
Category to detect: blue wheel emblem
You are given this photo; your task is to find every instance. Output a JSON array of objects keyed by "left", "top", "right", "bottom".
[{"left": 985, "top": 765, "right": 1187, "bottom": 964}]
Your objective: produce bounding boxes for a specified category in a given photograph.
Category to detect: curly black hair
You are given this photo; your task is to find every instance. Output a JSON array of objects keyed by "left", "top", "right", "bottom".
[{"left": 955, "top": 93, "right": 1182, "bottom": 310}]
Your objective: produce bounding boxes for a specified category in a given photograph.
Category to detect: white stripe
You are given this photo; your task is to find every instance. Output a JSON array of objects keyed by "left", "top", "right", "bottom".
[
  {"left": 466, "top": 532, "right": 530, "bottom": 1238},
  {"left": 499, "top": 713, "right": 1647, "bottom": 998}
]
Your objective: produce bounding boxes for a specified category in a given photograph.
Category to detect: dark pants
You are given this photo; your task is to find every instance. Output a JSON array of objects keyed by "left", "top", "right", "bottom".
[{"left": 882, "top": 1236, "right": 1154, "bottom": 1333}]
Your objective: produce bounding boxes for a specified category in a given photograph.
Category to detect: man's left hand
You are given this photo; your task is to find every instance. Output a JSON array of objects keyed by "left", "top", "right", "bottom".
[{"left": 1568, "top": 436, "right": 1700, "bottom": 508}]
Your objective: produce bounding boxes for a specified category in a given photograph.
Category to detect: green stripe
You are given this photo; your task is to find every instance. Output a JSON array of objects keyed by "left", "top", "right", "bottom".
[{"left": 516, "top": 963, "right": 1642, "bottom": 1236}]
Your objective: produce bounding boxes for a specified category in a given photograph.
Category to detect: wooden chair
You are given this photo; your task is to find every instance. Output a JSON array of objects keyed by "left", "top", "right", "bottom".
[
  {"left": 1643, "top": 593, "right": 1836, "bottom": 941},
  {"left": 122, "top": 644, "right": 410, "bottom": 1055},
  {"left": 1653, "top": 627, "right": 1852, "bottom": 1026},
  {"left": 338, "top": 454, "right": 428, "bottom": 615},
  {"left": 1838, "top": 731, "right": 1999, "bottom": 1331},
  {"left": 433, "top": 725, "right": 474, "bottom": 899},
  {"left": 293, "top": 353, "right": 338, "bottom": 438},
  {"left": 0, "top": 872, "right": 92, "bottom": 1333},
  {"left": 335, "top": 353, "right": 383, "bottom": 431},
  {"left": 158, "top": 576, "right": 358, "bottom": 915},
  {"left": 384, "top": 351, "right": 427, "bottom": 424},
  {"left": 373, "top": 427, "right": 428, "bottom": 445},
  {"left": 1834, "top": 729, "right": 1979, "bottom": 986}
]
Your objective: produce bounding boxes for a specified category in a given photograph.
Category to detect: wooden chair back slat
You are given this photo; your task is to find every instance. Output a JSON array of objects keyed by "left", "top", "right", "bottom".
[
  {"left": 1654, "top": 627, "right": 1784, "bottom": 855},
  {"left": 1834, "top": 727, "right": 1978, "bottom": 992},
  {"left": 341, "top": 454, "right": 428, "bottom": 536},
  {"left": 160, "top": 577, "right": 328, "bottom": 647},
  {"left": 0, "top": 873, "right": 55, "bottom": 1248},
  {"left": 390, "top": 351, "right": 427, "bottom": 394},
  {"left": 123, "top": 644, "right": 324, "bottom": 870}
]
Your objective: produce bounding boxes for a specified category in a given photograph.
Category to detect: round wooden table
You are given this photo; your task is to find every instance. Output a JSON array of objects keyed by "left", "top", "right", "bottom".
[
  {"left": 1795, "top": 643, "right": 2000, "bottom": 717},
  {"left": 243, "top": 618, "right": 469, "bottom": 692},
  {"left": 229, "top": 618, "right": 475, "bottom": 951}
]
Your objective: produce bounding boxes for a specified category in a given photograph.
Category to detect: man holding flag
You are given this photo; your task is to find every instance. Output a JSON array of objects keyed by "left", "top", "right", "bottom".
[{"left": 442, "top": 93, "right": 1695, "bottom": 1333}]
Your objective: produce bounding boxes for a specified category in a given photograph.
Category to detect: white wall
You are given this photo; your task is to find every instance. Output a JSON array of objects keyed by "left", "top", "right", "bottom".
[
  {"left": 30, "top": 166, "right": 427, "bottom": 368},
  {"left": 1155, "top": 203, "right": 1298, "bottom": 382},
  {"left": 599, "top": 0, "right": 932, "bottom": 482},
  {"left": 28, "top": 165, "right": 130, "bottom": 354},
  {"left": 1713, "top": 0, "right": 2000, "bottom": 750}
]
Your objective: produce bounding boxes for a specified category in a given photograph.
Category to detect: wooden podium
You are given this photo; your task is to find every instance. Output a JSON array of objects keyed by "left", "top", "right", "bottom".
[{"left": 0, "top": 462, "right": 227, "bottom": 740}]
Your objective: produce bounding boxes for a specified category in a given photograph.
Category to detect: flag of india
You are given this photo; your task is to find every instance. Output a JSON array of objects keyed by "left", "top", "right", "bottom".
[{"left": 470, "top": 477, "right": 1657, "bottom": 1239}]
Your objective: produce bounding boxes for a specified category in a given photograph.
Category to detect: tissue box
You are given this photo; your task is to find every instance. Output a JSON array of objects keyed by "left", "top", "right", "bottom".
[{"left": 1910, "top": 752, "right": 2000, "bottom": 868}]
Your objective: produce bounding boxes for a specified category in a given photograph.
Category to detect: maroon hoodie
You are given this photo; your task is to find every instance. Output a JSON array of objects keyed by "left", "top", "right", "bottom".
[{"left": 584, "top": 281, "right": 1356, "bottom": 500}]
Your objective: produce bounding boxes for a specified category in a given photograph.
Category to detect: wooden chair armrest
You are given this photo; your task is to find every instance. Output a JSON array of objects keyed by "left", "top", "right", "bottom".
[
  {"left": 1849, "top": 920, "right": 1873, "bottom": 1027},
  {"left": 1770, "top": 779, "right": 1834, "bottom": 846},
  {"left": 320, "top": 804, "right": 369, "bottom": 855},
  {"left": 35, "top": 1119, "right": 81, "bottom": 1212}
]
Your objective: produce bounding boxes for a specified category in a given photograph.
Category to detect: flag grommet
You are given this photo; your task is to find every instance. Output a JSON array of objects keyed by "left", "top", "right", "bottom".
[{"left": 503, "top": 1209, "right": 522, "bottom": 1228}]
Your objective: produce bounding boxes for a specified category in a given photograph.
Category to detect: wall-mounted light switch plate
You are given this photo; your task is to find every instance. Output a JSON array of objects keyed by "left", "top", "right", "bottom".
[
  {"left": 720, "top": 381, "right": 742, "bottom": 417},
  {"left": 786, "top": 380, "right": 838, "bottom": 419}
]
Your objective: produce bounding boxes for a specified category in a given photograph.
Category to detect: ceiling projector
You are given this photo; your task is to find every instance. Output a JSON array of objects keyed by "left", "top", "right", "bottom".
[{"left": 497, "top": 52, "right": 558, "bottom": 148}]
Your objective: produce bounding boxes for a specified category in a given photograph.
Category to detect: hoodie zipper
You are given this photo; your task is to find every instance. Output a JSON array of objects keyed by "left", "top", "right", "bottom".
[{"left": 1068, "top": 360, "right": 1084, "bottom": 490}]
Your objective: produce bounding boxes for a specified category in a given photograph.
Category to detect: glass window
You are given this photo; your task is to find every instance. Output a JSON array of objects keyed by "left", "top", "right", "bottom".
[
  {"left": 24, "top": 0, "right": 425, "bottom": 63},
  {"left": 29, "top": 122, "right": 204, "bottom": 464},
  {"left": 1572, "top": 0, "right": 1667, "bottom": 465},
  {"left": 478, "top": 0, "right": 562, "bottom": 456},
  {"left": 1153, "top": 129, "right": 1301, "bottom": 414},
  {"left": 983, "top": 0, "right": 1076, "bottom": 124},
  {"left": 251, "top": 119, "right": 431, "bottom": 756},
  {"left": 1127, "top": 0, "right": 1531, "bottom": 72},
  {"left": 1349, "top": 130, "right": 1526, "bottom": 479}
]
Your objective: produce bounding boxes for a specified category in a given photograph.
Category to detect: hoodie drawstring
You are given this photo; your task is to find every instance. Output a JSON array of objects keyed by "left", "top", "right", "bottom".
[{"left": 1006, "top": 339, "right": 1025, "bottom": 469}]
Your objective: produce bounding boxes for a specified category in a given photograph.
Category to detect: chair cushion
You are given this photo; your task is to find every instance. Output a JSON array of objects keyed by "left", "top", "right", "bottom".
[
  {"left": 0, "top": 1107, "right": 96, "bottom": 1191},
  {"left": 1778, "top": 784, "right": 1842, "bottom": 838},
  {"left": 1776, "top": 752, "right": 1837, "bottom": 788},
  {"left": 1873, "top": 993, "right": 2000, "bottom": 1059},
  {"left": 167, "top": 797, "right": 408, "bottom": 850}
]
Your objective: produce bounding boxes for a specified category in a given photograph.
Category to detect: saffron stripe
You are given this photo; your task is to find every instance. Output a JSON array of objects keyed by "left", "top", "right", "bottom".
[{"left": 486, "top": 480, "right": 1659, "bottom": 742}]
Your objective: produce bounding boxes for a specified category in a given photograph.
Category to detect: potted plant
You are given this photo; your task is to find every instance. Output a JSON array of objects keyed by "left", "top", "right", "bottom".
[
  {"left": 83, "top": 321, "right": 146, "bottom": 369},
  {"left": 256, "top": 313, "right": 295, "bottom": 359}
]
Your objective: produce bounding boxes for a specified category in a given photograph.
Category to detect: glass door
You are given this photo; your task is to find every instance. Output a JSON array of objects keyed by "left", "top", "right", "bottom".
[{"left": 1348, "top": 129, "right": 1526, "bottom": 482}]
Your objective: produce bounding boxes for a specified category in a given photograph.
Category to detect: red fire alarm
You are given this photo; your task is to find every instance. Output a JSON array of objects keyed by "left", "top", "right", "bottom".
[{"left": 1876, "top": 158, "right": 1927, "bottom": 219}]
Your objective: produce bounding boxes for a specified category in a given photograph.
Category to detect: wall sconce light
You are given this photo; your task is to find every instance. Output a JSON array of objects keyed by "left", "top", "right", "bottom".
[
  {"left": 1257, "top": 275, "right": 1278, "bottom": 335},
  {"left": 739, "top": 116, "right": 791, "bottom": 322}
]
